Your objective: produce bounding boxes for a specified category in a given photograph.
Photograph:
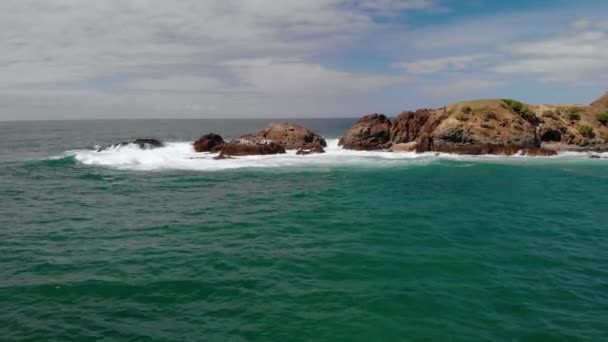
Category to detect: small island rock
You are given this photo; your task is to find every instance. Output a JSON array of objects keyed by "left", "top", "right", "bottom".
[
  {"left": 193, "top": 133, "right": 225, "bottom": 152},
  {"left": 296, "top": 143, "right": 326, "bottom": 155},
  {"left": 339, "top": 114, "right": 392, "bottom": 150},
  {"left": 240, "top": 123, "right": 326, "bottom": 150},
  {"left": 99, "top": 138, "right": 164, "bottom": 151},
  {"left": 216, "top": 140, "right": 286, "bottom": 158}
]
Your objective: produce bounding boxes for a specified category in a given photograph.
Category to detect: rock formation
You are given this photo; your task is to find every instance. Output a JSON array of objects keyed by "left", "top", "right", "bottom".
[
  {"left": 101, "top": 90, "right": 608, "bottom": 158},
  {"left": 296, "top": 143, "right": 326, "bottom": 155},
  {"left": 99, "top": 138, "right": 164, "bottom": 151},
  {"left": 590, "top": 91, "right": 608, "bottom": 113},
  {"left": 216, "top": 140, "right": 286, "bottom": 159},
  {"left": 339, "top": 114, "right": 392, "bottom": 150},
  {"left": 415, "top": 100, "right": 540, "bottom": 154},
  {"left": 193, "top": 133, "right": 225, "bottom": 152},
  {"left": 341, "top": 92, "right": 608, "bottom": 155},
  {"left": 241, "top": 123, "right": 326, "bottom": 150}
]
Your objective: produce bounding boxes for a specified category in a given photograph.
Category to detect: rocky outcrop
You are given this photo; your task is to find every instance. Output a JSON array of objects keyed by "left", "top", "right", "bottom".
[
  {"left": 404, "top": 100, "right": 543, "bottom": 155},
  {"left": 216, "top": 140, "right": 286, "bottom": 159},
  {"left": 193, "top": 133, "right": 225, "bottom": 152},
  {"left": 99, "top": 138, "right": 164, "bottom": 151},
  {"left": 390, "top": 109, "right": 439, "bottom": 144},
  {"left": 335, "top": 94, "right": 608, "bottom": 155},
  {"left": 530, "top": 100, "right": 608, "bottom": 151},
  {"left": 590, "top": 91, "right": 608, "bottom": 113},
  {"left": 339, "top": 114, "right": 392, "bottom": 150},
  {"left": 240, "top": 123, "right": 326, "bottom": 150}
]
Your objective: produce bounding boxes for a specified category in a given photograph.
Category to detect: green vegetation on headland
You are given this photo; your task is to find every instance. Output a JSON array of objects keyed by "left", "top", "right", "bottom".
[
  {"left": 106, "top": 91, "right": 608, "bottom": 157},
  {"left": 338, "top": 91, "right": 608, "bottom": 155}
]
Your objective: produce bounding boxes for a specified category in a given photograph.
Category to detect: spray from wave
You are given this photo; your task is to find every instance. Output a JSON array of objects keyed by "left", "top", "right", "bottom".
[{"left": 61, "top": 139, "right": 606, "bottom": 171}]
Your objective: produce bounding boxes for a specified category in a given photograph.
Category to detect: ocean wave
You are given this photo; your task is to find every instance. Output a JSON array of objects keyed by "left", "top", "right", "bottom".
[{"left": 61, "top": 139, "right": 607, "bottom": 171}]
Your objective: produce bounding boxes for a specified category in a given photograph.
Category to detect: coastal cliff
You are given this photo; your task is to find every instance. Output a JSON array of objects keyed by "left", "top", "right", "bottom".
[
  {"left": 341, "top": 92, "right": 608, "bottom": 155},
  {"left": 102, "top": 91, "right": 608, "bottom": 157}
]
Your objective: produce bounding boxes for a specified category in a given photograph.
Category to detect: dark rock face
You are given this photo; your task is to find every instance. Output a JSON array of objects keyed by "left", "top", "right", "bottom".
[
  {"left": 216, "top": 140, "right": 286, "bottom": 158},
  {"left": 538, "top": 126, "right": 564, "bottom": 142},
  {"left": 193, "top": 133, "right": 225, "bottom": 152},
  {"left": 339, "top": 114, "right": 392, "bottom": 150},
  {"left": 296, "top": 143, "right": 326, "bottom": 155},
  {"left": 99, "top": 138, "right": 164, "bottom": 151},
  {"left": 131, "top": 139, "right": 164, "bottom": 149},
  {"left": 423, "top": 143, "right": 557, "bottom": 156},
  {"left": 390, "top": 109, "right": 435, "bottom": 144},
  {"left": 241, "top": 123, "right": 326, "bottom": 150}
]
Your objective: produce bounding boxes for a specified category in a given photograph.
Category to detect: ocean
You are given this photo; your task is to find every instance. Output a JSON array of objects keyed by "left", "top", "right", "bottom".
[{"left": 1, "top": 119, "right": 607, "bottom": 341}]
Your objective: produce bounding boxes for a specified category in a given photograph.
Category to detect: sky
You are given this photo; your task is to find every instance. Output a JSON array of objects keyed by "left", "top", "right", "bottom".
[{"left": 1, "top": 0, "right": 608, "bottom": 120}]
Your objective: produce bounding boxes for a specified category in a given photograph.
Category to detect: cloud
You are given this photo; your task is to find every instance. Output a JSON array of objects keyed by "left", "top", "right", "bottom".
[
  {"left": 355, "top": 0, "right": 437, "bottom": 14},
  {"left": 223, "top": 59, "right": 407, "bottom": 96},
  {"left": 492, "top": 27, "right": 608, "bottom": 82},
  {"left": 422, "top": 79, "right": 502, "bottom": 97},
  {"left": 0, "top": 0, "right": 430, "bottom": 119},
  {"left": 399, "top": 12, "right": 549, "bottom": 50},
  {"left": 122, "top": 59, "right": 407, "bottom": 96},
  {"left": 392, "top": 54, "right": 488, "bottom": 74}
]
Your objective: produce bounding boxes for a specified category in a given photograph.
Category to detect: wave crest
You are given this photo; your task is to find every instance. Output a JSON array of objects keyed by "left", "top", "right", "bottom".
[{"left": 60, "top": 139, "right": 607, "bottom": 171}]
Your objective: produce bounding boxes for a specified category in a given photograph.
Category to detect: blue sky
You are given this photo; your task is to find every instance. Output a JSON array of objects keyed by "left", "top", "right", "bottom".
[{"left": 1, "top": 0, "right": 608, "bottom": 120}]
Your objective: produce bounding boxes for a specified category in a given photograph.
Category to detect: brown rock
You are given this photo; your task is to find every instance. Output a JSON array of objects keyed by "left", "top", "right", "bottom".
[
  {"left": 241, "top": 123, "right": 326, "bottom": 150},
  {"left": 339, "top": 114, "right": 392, "bottom": 150},
  {"left": 422, "top": 143, "right": 556, "bottom": 156},
  {"left": 193, "top": 133, "right": 225, "bottom": 152},
  {"left": 390, "top": 109, "right": 435, "bottom": 143},
  {"left": 217, "top": 140, "right": 286, "bottom": 158},
  {"left": 413, "top": 100, "right": 540, "bottom": 154},
  {"left": 590, "top": 91, "right": 608, "bottom": 113},
  {"left": 389, "top": 142, "right": 417, "bottom": 152}
]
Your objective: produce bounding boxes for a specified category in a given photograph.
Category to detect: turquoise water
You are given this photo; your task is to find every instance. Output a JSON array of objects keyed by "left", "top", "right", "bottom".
[{"left": 1, "top": 120, "right": 608, "bottom": 341}]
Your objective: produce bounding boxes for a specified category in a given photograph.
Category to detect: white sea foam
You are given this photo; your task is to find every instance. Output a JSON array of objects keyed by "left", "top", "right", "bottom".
[{"left": 65, "top": 139, "right": 607, "bottom": 171}]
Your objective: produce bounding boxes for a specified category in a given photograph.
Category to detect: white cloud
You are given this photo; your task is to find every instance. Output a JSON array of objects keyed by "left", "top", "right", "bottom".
[
  {"left": 121, "top": 59, "right": 407, "bottom": 96},
  {"left": 393, "top": 54, "right": 488, "bottom": 74},
  {"left": 0, "top": 0, "right": 428, "bottom": 119},
  {"left": 398, "top": 12, "right": 550, "bottom": 50},
  {"left": 355, "top": 0, "right": 436, "bottom": 14},
  {"left": 492, "top": 28, "right": 608, "bottom": 81},
  {"left": 223, "top": 59, "right": 406, "bottom": 96},
  {"left": 422, "top": 79, "right": 502, "bottom": 97}
]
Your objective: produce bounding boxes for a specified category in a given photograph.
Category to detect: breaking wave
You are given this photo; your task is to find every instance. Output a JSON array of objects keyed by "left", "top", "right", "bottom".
[{"left": 60, "top": 139, "right": 607, "bottom": 171}]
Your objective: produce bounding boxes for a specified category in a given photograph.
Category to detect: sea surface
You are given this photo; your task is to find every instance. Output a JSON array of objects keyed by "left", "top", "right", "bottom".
[{"left": 1, "top": 119, "right": 608, "bottom": 341}]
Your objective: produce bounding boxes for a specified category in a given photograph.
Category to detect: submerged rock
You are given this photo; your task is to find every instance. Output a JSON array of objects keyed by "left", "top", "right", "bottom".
[
  {"left": 240, "top": 123, "right": 326, "bottom": 150},
  {"left": 98, "top": 138, "right": 164, "bottom": 151},
  {"left": 216, "top": 140, "right": 286, "bottom": 158},
  {"left": 520, "top": 148, "right": 558, "bottom": 157},
  {"left": 193, "top": 133, "right": 225, "bottom": 152},
  {"left": 296, "top": 143, "right": 326, "bottom": 155},
  {"left": 339, "top": 114, "right": 392, "bottom": 150}
]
